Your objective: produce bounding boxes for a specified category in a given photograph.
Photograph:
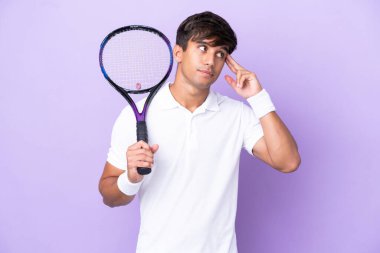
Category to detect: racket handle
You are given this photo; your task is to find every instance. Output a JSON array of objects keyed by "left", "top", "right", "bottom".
[{"left": 136, "top": 121, "right": 152, "bottom": 175}]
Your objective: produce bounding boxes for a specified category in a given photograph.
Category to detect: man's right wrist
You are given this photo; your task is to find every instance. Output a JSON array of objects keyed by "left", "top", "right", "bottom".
[{"left": 117, "top": 171, "right": 143, "bottom": 196}]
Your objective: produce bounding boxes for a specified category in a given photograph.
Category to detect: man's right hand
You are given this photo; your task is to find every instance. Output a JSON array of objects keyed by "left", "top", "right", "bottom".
[{"left": 126, "top": 141, "right": 159, "bottom": 183}]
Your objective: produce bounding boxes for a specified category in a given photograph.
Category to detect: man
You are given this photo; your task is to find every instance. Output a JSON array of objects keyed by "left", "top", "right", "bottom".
[{"left": 99, "top": 11, "right": 300, "bottom": 253}]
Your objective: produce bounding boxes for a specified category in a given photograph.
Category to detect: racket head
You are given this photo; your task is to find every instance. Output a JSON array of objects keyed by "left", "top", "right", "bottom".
[{"left": 99, "top": 25, "right": 173, "bottom": 94}]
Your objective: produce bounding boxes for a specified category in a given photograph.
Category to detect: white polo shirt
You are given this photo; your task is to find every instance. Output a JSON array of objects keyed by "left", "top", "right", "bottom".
[{"left": 107, "top": 82, "right": 264, "bottom": 253}]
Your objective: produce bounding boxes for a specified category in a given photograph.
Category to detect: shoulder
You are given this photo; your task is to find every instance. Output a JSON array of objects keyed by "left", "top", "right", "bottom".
[
  {"left": 213, "top": 90, "right": 258, "bottom": 122},
  {"left": 113, "top": 97, "right": 146, "bottom": 128},
  {"left": 111, "top": 105, "right": 136, "bottom": 134},
  {"left": 213, "top": 90, "right": 245, "bottom": 111}
]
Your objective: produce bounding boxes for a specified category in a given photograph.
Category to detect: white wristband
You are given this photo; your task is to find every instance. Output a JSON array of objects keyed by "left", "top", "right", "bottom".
[
  {"left": 117, "top": 171, "right": 143, "bottom": 196},
  {"left": 247, "top": 89, "right": 276, "bottom": 119}
]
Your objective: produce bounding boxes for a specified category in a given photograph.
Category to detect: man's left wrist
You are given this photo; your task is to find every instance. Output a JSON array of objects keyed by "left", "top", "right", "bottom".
[
  {"left": 249, "top": 86, "right": 263, "bottom": 97},
  {"left": 246, "top": 89, "right": 276, "bottom": 119}
]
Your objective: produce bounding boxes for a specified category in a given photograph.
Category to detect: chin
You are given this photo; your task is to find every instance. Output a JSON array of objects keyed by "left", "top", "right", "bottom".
[
  {"left": 197, "top": 76, "right": 217, "bottom": 86},
  {"left": 195, "top": 80, "right": 214, "bottom": 90}
]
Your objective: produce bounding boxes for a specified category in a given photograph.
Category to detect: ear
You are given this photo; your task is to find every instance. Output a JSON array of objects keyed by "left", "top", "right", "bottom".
[{"left": 173, "top": 44, "right": 183, "bottom": 63}]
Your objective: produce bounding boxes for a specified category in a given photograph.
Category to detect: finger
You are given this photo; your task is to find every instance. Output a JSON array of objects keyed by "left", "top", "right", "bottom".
[
  {"left": 224, "top": 75, "right": 237, "bottom": 87},
  {"left": 238, "top": 70, "right": 252, "bottom": 88},
  {"left": 226, "top": 55, "right": 244, "bottom": 71},
  {"left": 127, "top": 150, "right": 153, "bottom": 164},
  {"left": 128, "top": 142, "right": 143, "bottom": 151},
  {"left": 236, "top": 70, "right": 244, "bottom": 88},
  {"left": 225, "top": 57, "right": 238, "bottom": 74},
  {"left": 239, "top": 72, "right": 251, "bottom": 86},
  {"left": 150, "top": 144, "right": 159, "bottom": 153},
  {"left": 135, "top": 154, "right": 154, "bottom": 163},
  {"left": 136, "top": 161, "right": 153, "bottom": 168},
  {"left": 128, "top": 140, "right": 150, "bottom": 151},
  {"left": 137, "top": 140, "right": 150, "bottom": 150},
  {"left": 129, "top": 148, "right": 154, "bottom": 158},
  {"left": 128, "top": 154, "right": 154, "bottom": 166},
  {"left": 127, "top": 156, "right": 154, "bottom": 169},
  {"left": 225, "top": 75, "right": 241, "bottom": 92}
]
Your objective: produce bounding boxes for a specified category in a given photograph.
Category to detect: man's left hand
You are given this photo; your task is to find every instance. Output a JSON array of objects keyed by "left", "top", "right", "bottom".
[{"left": 224, "top": 55, "right": 263, "bottom": 99}]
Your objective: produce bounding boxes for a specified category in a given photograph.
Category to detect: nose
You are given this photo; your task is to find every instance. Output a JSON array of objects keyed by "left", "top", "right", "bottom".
[{"left": 203, "top": 51, "right": 215, "bottom": 66}]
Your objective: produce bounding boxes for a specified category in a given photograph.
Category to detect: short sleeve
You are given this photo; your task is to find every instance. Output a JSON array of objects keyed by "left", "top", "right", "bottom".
[
  {"left": 106, "top": 106, "right": 137, "bottom": 170},
  {"left": 241, "top": 103, "right": 264, "bottom": 156}
]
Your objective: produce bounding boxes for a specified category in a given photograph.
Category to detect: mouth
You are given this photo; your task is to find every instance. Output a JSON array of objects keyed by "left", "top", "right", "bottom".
[{"left": 197, "top": 69, "right": 214, "bottom": 77}]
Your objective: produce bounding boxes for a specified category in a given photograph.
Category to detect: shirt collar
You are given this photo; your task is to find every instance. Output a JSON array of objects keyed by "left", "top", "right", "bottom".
[{"left": 157, "top": 82, "right": 220, "bottom": 112}]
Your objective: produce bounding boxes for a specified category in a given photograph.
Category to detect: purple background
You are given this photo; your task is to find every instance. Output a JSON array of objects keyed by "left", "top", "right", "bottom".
[{"left": 1, "top": 0, "right": 379, "bottom": 252}]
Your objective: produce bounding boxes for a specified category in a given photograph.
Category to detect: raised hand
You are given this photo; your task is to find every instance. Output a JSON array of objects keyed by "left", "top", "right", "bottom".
[{"left": 224, "top": 55, "right": 263, "bottom": 99}]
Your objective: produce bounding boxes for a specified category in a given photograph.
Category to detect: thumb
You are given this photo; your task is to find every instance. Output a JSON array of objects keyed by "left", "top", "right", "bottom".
[
  {"left": 224, "top": 75, "right": 237, "bottom": 89},
  {"left": 150, "top": 144, "right": 159, "bottom": 153}
]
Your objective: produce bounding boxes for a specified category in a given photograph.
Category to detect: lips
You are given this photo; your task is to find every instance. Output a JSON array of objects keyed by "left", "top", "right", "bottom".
[{"left": 197, "top": 69, "right": 214, "bottom": 77}]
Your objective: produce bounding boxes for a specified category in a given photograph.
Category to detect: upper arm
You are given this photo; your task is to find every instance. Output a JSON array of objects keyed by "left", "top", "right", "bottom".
[
  {"left": 100, "top": 162, "right": 125, "bottom": 179},
  {"left": 98, "top": 162, "right": 136, "bottom": 207},
  {"left": 252, "top": 137, "right": 275, "bottom": 168},
  {"left": 98, "top": 162, "right": 125, "bottom": 193}
]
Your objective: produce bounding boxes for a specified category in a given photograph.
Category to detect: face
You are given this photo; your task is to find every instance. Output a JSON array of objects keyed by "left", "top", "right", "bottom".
[{"left": 174, "top": 38, "right": 228, "bottom": 90}]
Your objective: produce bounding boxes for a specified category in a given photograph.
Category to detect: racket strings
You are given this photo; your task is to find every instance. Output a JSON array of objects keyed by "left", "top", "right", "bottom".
[{"left": 102, "top": 30, "right": 171, "bottom": 91}]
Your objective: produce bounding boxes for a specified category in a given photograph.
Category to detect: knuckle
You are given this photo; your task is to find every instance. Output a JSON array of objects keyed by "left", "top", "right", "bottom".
[{"left": 142, "top": 161, "right": 151, "bottom": 167}]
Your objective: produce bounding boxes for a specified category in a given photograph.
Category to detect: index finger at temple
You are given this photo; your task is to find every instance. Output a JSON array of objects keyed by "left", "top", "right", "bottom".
[
  {"left": 226, "top": 55, "right": 243, "bottom": 70},
  {"left": 225, "top": 58, "right": 237, "bottom": 74}
]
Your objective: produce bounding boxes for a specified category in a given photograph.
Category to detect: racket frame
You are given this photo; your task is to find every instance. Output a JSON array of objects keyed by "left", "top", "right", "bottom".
[{"left": 99, "top": 25, "right": 173, "bottom": 175}]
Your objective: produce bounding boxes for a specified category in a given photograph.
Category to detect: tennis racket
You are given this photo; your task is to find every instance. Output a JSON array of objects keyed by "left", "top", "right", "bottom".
[{"left": 99, "top": 25, "right": 173, "bottom": 175}]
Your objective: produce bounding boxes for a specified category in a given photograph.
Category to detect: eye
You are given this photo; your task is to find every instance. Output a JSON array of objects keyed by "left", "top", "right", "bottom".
[
  {"left": 199, "top": 45, "right": 207, "bottom": 52},
  {"left": 216, "top": 51, "right": 226, "bottom": 58}
]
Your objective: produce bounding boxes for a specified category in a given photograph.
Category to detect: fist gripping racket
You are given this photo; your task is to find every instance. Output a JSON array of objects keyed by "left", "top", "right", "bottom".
[{"left": 99, "top": 25, "right": 173, "bottom": 175}]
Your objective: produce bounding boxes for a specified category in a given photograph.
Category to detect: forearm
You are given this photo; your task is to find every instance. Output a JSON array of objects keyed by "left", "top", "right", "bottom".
[
  {"left": 260, "top": 111, "right": 300, "bottom": 171},
  {"left": 99, "top": 177, "right": 135, "bottom": 207},
  {"left": 224, "top": 56, "right": 300, "bottom": 171}
]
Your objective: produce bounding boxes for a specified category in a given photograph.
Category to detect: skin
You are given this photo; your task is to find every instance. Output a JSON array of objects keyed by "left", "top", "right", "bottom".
[{"left": 98, "top": 38, "right": 301, "bottom": 207}]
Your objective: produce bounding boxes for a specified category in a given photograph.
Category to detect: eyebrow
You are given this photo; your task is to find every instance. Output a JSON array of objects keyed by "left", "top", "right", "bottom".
[{"left": 196, "top": 41, "right": 229, "bottom": 53}]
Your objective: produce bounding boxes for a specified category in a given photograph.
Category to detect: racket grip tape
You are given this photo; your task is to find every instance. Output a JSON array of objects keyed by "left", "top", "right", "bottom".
[
  {"left": 137, "top": 121, "right": 148, "bottom": 142},
  {"left": 136, "top": 121, "right": 152, "bottom": 175}
]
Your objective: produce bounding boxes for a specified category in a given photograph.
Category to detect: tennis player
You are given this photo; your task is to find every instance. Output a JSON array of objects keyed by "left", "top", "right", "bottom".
[{"left": 99, "top": 11, "right": 300, "bottom": 253}]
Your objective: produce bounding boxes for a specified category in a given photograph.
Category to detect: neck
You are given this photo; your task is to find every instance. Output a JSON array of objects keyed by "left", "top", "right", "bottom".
[
  {"left": 169, "top": 82, "right": 209, "bottom": 113},
  {"left": 169, "top": 76, "right": 210, "bottom": 113}
]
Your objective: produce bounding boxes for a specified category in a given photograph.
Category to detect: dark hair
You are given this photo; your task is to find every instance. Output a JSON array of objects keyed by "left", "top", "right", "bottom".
[{"left": 176, "top": 11, "right": 237, "bottom": 54}]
